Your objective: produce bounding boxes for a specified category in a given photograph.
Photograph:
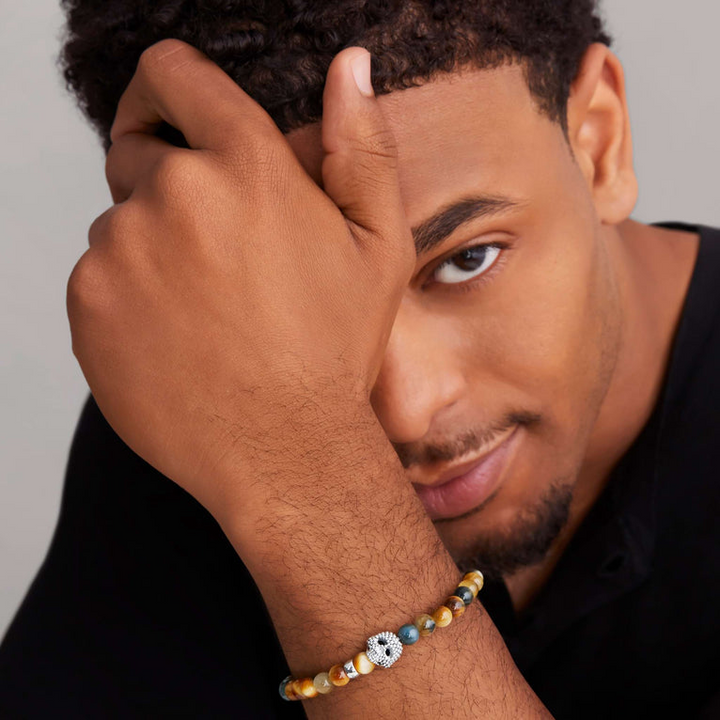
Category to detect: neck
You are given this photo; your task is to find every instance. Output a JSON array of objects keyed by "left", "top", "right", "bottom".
[{"left": 505, "top": 219, "right": 700, "bottom": 614}]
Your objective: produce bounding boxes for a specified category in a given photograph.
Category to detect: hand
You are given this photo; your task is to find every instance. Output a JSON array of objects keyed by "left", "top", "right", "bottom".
[{"left": 66, "top": 39, "right": 414, "bottom": 527}]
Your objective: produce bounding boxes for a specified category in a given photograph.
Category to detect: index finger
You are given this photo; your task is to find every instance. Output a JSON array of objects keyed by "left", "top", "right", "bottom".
[{"left": 110, "top": 39, "right": 282, "bottom": 153}]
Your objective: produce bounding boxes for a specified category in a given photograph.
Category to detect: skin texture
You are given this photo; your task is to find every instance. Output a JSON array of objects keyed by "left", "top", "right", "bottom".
[
  {"left": 66, "top": 39, "right": 699, "bottom": 716},
  {"left": 287, "top": 47, "right": 698, "bottom": 610}
]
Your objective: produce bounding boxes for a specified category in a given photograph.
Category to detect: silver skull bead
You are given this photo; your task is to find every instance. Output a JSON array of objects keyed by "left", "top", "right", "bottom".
[{"left": 366, "top": 631, "right": 403, "bottom": 668}]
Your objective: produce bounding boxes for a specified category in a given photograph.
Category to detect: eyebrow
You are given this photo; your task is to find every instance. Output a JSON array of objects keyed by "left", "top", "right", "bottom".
[{"left": 411, "top": 195, "right": 522, "bottom": 256}]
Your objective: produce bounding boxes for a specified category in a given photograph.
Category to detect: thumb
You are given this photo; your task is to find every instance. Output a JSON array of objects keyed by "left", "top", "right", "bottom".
[{"left": 321, "top": 48, "right": 410, "bottom": 256}]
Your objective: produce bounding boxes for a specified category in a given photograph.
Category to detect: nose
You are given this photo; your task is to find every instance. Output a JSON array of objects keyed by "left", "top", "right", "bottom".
[{"left": 371, "top": 301, "right": 467, "bottom": 445}]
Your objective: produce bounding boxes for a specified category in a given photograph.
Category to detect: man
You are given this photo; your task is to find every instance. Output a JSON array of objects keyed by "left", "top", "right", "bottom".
[{"left": 0, "top": 0, "right": 718, "bottom": 717}]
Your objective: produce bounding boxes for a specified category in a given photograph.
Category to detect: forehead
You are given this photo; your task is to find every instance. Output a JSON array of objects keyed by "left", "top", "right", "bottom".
[{"left": 286, "top": 63, "right": 567, "bottom": 227}]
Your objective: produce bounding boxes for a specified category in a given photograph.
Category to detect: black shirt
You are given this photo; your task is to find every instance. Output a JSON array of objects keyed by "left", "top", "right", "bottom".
[{"left": 1, "top": 221, "right": 719, "bottom": 719}]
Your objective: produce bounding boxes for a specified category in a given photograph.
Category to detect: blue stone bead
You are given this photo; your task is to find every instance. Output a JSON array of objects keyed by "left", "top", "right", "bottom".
[
  {"left": 278, "top": 675, "right": 293, "bottom": 701},
  {"left": 454, "top": 586, "right": 474, "bottom": 605},
  {"left": 398, "top": 623, "right": 420, "bottom": 645}
]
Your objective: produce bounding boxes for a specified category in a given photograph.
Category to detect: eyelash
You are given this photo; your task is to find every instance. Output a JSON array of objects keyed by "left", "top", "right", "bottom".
[{"left": 424, "top": 241, "right": 511, "bottom": 293}]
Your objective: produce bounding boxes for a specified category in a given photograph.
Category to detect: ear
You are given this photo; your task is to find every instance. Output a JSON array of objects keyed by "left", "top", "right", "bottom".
[{"left": 567, "top": 43, "right": 638, "bottom": 225}]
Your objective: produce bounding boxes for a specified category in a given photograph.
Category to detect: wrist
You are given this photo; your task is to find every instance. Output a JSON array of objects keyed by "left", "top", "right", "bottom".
[
  {"left": 217, "top": 398, "right": 407, "bottom": 547},
  {"left": 215, "top": 401, "right": 455, "bottom": 628},
  {"left": 242, "top": 508, "right": 460, "bottom": 674},
  {"left": 211, "top": 408, "right": 550, "bottom": 717}
]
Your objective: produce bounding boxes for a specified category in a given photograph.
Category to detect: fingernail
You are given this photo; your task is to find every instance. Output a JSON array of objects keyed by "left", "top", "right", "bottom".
[{"left": 350, "top": 51, "right": 374, "bottom": 97}]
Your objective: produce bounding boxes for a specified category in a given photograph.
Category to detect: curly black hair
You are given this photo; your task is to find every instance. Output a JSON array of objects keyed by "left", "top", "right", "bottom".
[{"left": 59, "top": 0, "right": 611, "bottom": 152}]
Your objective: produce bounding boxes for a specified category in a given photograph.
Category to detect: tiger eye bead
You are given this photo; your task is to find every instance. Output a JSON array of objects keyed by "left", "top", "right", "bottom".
[
  {"left": 313, "top": 672, "right": 334, "bottom": 694},
  {"left": 298, "top": 678, "right": 318, "bottom": 698},
  {"left": 464, "top": 570, "right": 485, "bottom": 592},
  {"left": 458, "top": 578, "right": 480, "bottom": 597},
  {"left": 432, "top": 605, "right": 453, "bottom": 627},
  {"left": 445, "top": 595, "right": 466, "bottom": 617},
  {"left": 328, "top": 664, "right": 350, "bottom": 686},
  {"left": 290, "top": 679, "right": 306, "bottom": 698},
  {"left": 353, "top": 651, "right": 376, "bottom": 675},
  {"left": 414, "top": 613, "right": 437, "bottom": 636}
]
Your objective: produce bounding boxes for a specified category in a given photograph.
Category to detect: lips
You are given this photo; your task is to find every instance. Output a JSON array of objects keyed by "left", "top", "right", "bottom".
[{"left": 411, "top": 425, "right": 521, "bottom": 521}]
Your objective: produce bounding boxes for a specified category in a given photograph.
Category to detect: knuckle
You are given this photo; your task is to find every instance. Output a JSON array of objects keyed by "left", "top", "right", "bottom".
[
  {"left": 235, "top": 129, "right": 280, "bottom": 167},
  {"left": 68, "top": 208, "right": 143, "bottom": 342},
  {"left": 137, "top": 39, "right": 194, "bottom": 79},
  {"left": 66, "top": 250, "right": 104, "bottom": 317},
  {"left": 214, "top": 135, "right": 288, "bottom": 194},
  {"left": 66, "top": 251, "right": 106, "bottom": 361},
  {"left": 151, "top": 150, "right": 204, "bottom": 201},
  {"left": 88, "top": 205, "right": 124, "bottom": 246},
  {"left": 87, "top": 206, "right": 112, "bottom": 248},
  {"left": 353, "top": 126, "right": 399, "bottom": 166},
  {"left": 346, "top": 154, "right": 397, "bottom": 197},
  {"left": 240, "top": 130, "right": 274, "bottom": 163},
  {"left": 87, "top": 204, "right": 149, "bottom": 262}
]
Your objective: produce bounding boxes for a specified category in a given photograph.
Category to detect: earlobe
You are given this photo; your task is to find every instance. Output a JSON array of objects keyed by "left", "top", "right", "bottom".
[{"left": 567, "top": 43, "right": 638, "bottom": 225}]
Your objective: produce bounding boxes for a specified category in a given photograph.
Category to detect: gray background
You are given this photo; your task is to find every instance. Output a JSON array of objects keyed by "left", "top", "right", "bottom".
[{"left": 1, "top": 1, "right": 718, "bottom": 639}]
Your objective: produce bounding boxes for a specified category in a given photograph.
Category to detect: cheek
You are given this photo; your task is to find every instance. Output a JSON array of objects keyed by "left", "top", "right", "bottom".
[{"left": 460, "top": 186, "right": 616, "bottom": 438}]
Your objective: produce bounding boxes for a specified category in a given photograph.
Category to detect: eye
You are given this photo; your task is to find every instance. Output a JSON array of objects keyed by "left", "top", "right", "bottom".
[{"left": 432, "top": 243, "right": 503, "bottom": 285}]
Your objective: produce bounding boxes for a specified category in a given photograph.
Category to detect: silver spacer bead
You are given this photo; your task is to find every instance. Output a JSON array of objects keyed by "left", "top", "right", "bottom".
[
  {"left": 343, "top": 658, "right": 360, "bottom": 679},
  {"left": 366, "top": 631, "right": 403, "bottom": 668}
]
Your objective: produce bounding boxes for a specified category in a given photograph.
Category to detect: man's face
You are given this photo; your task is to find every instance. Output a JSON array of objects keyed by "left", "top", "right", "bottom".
[{"left": 288, "top": 62, "right": 623, "bottom": 580}]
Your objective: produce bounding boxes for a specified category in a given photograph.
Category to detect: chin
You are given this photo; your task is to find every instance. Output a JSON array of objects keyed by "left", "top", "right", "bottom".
[{"left": 436, "top": 477, "right": 575, "bottom": 581}]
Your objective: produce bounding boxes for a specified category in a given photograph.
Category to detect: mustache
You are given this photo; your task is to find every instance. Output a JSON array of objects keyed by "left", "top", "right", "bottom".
[{"left": 392, "top": 410, "right": 541, "bottom": 469}]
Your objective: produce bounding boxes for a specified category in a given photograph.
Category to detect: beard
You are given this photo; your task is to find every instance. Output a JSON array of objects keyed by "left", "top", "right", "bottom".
[{"left": 450, "top": 479, "right": 574, "bottom": 582}]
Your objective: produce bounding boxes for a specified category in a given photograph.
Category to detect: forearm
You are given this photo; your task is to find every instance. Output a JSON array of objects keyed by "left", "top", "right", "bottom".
[{"left": 220, "top": 410, "right": 552, "bottom": 719}]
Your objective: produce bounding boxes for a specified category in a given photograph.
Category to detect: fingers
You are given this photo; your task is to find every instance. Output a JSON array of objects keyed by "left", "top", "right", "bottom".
[
  {"left": 110, "top": 39, "right": 283, "bottom": 154},
  {"left": 106, "top": 132, "right": 176, "bottom": 203},
  {"left": 320, "top": 48, "right": 411, "bottom": 258}
]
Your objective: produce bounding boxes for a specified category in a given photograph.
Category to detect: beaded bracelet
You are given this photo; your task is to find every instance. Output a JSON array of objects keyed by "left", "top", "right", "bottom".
[{"left": 279, "top": 569, "right": 484, "bottom": 701}]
